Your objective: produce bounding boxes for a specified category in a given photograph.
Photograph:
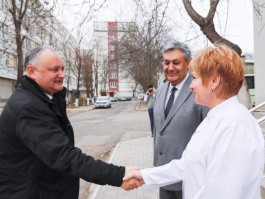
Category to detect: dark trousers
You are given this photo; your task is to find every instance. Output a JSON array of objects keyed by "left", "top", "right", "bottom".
[
  {"left": 148, "top": 108, "right": 154, "bottom": 136},
  {"left": 159, "top": 188, "right": 183, "bottom": 199}
]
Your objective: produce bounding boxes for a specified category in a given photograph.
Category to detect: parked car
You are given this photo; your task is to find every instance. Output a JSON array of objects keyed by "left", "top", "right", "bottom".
[
  {"left": 94, "top": 96, "right": 112, "bottom": 108},
  {"left": 110, "top": 97, "right": 118, "bottom": 102},
  {"left": 117, "top": 97, "right": 127, "bottom": 102}
]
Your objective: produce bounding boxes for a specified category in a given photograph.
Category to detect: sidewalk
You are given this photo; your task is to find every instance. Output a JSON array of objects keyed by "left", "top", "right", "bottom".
[
  {"left": 87, "top": 100, "right": 265, "bottom": 199},
  {"left": 88, "top": 135, "right": 158, "bottom": 199}
]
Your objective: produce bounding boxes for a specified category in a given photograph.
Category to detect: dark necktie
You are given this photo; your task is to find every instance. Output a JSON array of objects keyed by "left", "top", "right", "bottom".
[{"left": 165, "top": 87, "right": 177, "bottom": 118}]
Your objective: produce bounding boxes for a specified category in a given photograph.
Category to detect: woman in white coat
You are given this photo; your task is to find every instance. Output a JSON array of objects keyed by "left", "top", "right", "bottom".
[{"left": 124, "top": 45, "right": 264, "bottom": 199}]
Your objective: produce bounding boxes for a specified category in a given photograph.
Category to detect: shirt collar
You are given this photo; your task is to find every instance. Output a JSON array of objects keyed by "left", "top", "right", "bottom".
[{"left": 45, "top": 92, "right": 53, "bottom": 100}]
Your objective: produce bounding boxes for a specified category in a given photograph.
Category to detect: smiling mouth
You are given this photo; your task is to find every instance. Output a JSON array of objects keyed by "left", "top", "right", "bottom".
[
  {"left": 166, "top": 70, "right": 178, "bottom": 74},
  {"left": 167, "top": 73, "right": 178, "bottom": 77},
  {"left": 55, "top": 80, "right": 63, "bottom": 84}
]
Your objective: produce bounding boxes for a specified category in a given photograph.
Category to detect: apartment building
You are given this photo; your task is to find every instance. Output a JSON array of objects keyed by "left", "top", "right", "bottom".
[
  {"left": 0, "top": 1, "right": 78, "bottom": 102},
  {"left": 92, "top": 21, "right": 141, "bottom": 98}
]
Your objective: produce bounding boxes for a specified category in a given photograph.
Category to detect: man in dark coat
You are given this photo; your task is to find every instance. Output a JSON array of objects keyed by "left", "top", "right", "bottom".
[{"left": 0, "top": 47, "right": 142, "bottom": 199}]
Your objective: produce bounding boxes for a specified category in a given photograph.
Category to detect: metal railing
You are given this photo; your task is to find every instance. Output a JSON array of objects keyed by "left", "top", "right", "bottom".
[
  {"left": 250, "top": 101, "right": 265, "bottom": 113},
  {"left": 258, "top": 116, "right": 265, "bottom": 125},
  {"left": 249, "top": 101, "right": 265, "bottom": 125}
]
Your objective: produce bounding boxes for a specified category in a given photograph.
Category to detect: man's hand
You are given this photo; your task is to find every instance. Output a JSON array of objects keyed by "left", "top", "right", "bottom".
[
  {"left": 121, "top": 178, "right": 143, "bottom": 191},
  {"left": 121, "top": 167, "right": 144, "bottom": 191}
]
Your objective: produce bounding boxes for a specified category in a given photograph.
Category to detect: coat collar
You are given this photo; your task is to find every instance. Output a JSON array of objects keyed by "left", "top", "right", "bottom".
[{"left": 20, "top": 75, "right": 66, "bottom": 104}]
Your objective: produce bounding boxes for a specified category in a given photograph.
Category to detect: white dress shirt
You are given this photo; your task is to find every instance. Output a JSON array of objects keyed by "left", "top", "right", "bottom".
[
  {"left": 165, "top": 72, "right": 189, "bottom": 108},
  {"left": 142, "top": 96, "right": 264, "bottom": 199}
]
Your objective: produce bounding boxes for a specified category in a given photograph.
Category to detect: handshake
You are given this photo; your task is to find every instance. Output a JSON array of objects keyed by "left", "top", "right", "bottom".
[{"left": 121, "top": 167, "right": 144, "bottom": 191}]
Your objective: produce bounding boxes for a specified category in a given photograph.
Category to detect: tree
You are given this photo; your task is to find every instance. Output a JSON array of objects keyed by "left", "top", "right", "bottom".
[
  {"left": 4, "top": 0, "right": 56, "bottom": 87},
  {"left": 61, "top": 35, "right": 76, "bottom": 103},
  {"left": 58, "top": 0, "right": 108, "bottom": 101},
  {"left": 91, "top": 39, "right": 108, "bottom": 97},
  {"left": 93, "top": 58, "right": 99, "bottom": 97},
  {"left": 81, "top": 50, "right": 94, "bottom": 98},
  {"left": 99, "top": 58, "right": 109, "bottom": 96},
  {"left": 118, "top": 0, "right": 171, "bottom": 91},
  {"left": 182, "top": 0, "right": 252, "bottom": 108}
]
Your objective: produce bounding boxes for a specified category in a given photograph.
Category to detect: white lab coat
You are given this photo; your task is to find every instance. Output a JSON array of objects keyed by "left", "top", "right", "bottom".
[{"left": 142, "top": 96, "right": 264, "bottom": 199}]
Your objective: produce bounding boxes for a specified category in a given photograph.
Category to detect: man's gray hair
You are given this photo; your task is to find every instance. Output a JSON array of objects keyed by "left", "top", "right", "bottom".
[
  {"left": 162, "top": 39, "right": 191, "bottom": 61},
  {"left": 24, "top": 47, "right": 56, "bottom": 69}
]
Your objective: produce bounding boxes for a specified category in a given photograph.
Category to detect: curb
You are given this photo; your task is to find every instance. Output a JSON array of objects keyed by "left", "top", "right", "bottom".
[
  {"left": 88, "top": 142, "right": 121, "bottom": 199},
  {"left": 67, "top": 105, "right": 95, "bottom": 112},
  {"left": 135, "top": 100, "right": 147, "bottom": 111}
]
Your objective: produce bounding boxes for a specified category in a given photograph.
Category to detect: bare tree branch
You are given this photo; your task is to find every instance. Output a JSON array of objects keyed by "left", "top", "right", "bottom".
[{"left": 182, "top": 0, "right": 242, "bottom": 55}]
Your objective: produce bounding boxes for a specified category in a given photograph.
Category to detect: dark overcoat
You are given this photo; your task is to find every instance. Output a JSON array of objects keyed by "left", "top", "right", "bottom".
[{"left": 0, "top": 76, "right": 124, "bottom": 199}]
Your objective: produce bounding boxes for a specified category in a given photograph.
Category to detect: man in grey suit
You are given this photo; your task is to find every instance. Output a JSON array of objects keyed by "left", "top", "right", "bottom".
[{"left": 153, "top": 40, "right": 209, "bottom": 199}]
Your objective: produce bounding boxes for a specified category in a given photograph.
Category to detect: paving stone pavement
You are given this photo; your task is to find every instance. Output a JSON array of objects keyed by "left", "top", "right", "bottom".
[
  {"left": 88, "top": 136, "right": 159, "bottom": 199},
  {"left": 88, "top": 102, "right": 265, "bottom": 199}
]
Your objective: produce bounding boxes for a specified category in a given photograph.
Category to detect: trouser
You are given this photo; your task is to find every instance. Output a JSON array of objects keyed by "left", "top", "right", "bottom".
[
  {"left": 148, "top": 108, "right": 154, "bottom": 136},
  {"left": 159, "top": 188, "right": 182, "bottom": 199}
]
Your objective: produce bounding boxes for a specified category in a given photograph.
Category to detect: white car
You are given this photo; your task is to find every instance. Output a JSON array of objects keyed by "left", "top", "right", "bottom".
[{"left": 95, "top": 96, "right": 112, "bottom": 108}]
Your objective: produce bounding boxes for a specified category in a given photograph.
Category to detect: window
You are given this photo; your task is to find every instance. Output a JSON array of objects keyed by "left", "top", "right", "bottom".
[
  {"left": 25, "top": 38, "right": 30, "bottom": 49},
  {"left": 2, "top": 53, "right": 17, "bottom": 69},
  {"left": 8, "top": 27, "right": 15, "bottom": 43},
  {"left": 10, "top": 54, "right": 17, "bottom": 68},
  {"left": 110, "top": 73, "right": 117, "bottom": 79},
  {"left": 25, "top": 38, "right": 34, "bottom": 50},
  {"left": 245, "top": 75, "right": 255, "bottom": 89},
  {"left": 0, "top": 24, "right": 8, "bottom": 40},
  {"left": 109, "top": 35, "right": 116, "bottom": 41},
  {"left": 109, "top": 64, "right": 116, "bottom": 69},
  {"left": 0, "top": 50, "right": 3, "bottom": 65},
  {"left": 110, "top": 82, "right": 117, "bottom": 88},
  {"left": 109, "top": 55, "right": 115, "bottom": 61},
  {"left": 109, "top": 45, "right": 115, "bottom": 51},
  {"left": 244, "top": 74, "right": 255, "bottom": 107},
  {"left": 4, "top": 52, "right": 9, "bottom": 66}
]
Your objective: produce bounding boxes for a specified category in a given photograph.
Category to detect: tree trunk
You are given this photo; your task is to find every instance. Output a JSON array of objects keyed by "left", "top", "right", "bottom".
[
  {"left": 182, "top": 0, "right": 252, "bottom": 108},
  {"left": 15, "top": 31, "right": 24, "bottom": 88}
]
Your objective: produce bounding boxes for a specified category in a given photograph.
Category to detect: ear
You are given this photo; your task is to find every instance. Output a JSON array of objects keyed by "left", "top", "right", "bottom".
[
  {"left": 186, "top": 59, "right": 191, "bottom": 69},
  {"left": 27, "top": 65, "right": 37, "bottom": 79},
  {"left": 211, "top": 75, "right": 221, "bottom": 90}
]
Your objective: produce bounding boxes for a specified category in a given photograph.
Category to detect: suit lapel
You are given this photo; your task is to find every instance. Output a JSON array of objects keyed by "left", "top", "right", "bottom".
[
  {"left": 156, "top": 82, "right": 170, "bottom": 122},
  {"left": 160, "top": 74, "right": 193, "bottom": 133}
]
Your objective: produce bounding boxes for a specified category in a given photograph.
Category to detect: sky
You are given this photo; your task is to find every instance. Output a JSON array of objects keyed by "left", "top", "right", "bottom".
[{"left": 56, "top": 0, "right": 254, "bottom": 54}]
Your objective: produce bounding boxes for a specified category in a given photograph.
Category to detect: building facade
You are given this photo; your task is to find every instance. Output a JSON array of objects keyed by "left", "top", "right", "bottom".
[
  {"left": 0, "top": 1, "right": 78, "bottom": 102},
  {"left": 253, "top": 0, "right": 265, "bottom": 105},
  {"left": 93, "top": 21, "right": 141, "bottom": 98}
]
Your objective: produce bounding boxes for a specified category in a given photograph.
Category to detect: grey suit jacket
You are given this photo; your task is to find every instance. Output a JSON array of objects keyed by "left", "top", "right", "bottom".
[{"left": 153, "top": 73, "right": 209, "bottom": 191}]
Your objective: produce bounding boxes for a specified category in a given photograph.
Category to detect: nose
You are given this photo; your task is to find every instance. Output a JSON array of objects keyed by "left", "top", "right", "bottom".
[
  {"left": 58, "top": 69, "right": 65, "bottom": 78},
  {"left": 189, "top": 81, "right": 194, "bottom": 90},
  {"left": 168, "top": 62, "right": 175, "bottom": 70}
]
